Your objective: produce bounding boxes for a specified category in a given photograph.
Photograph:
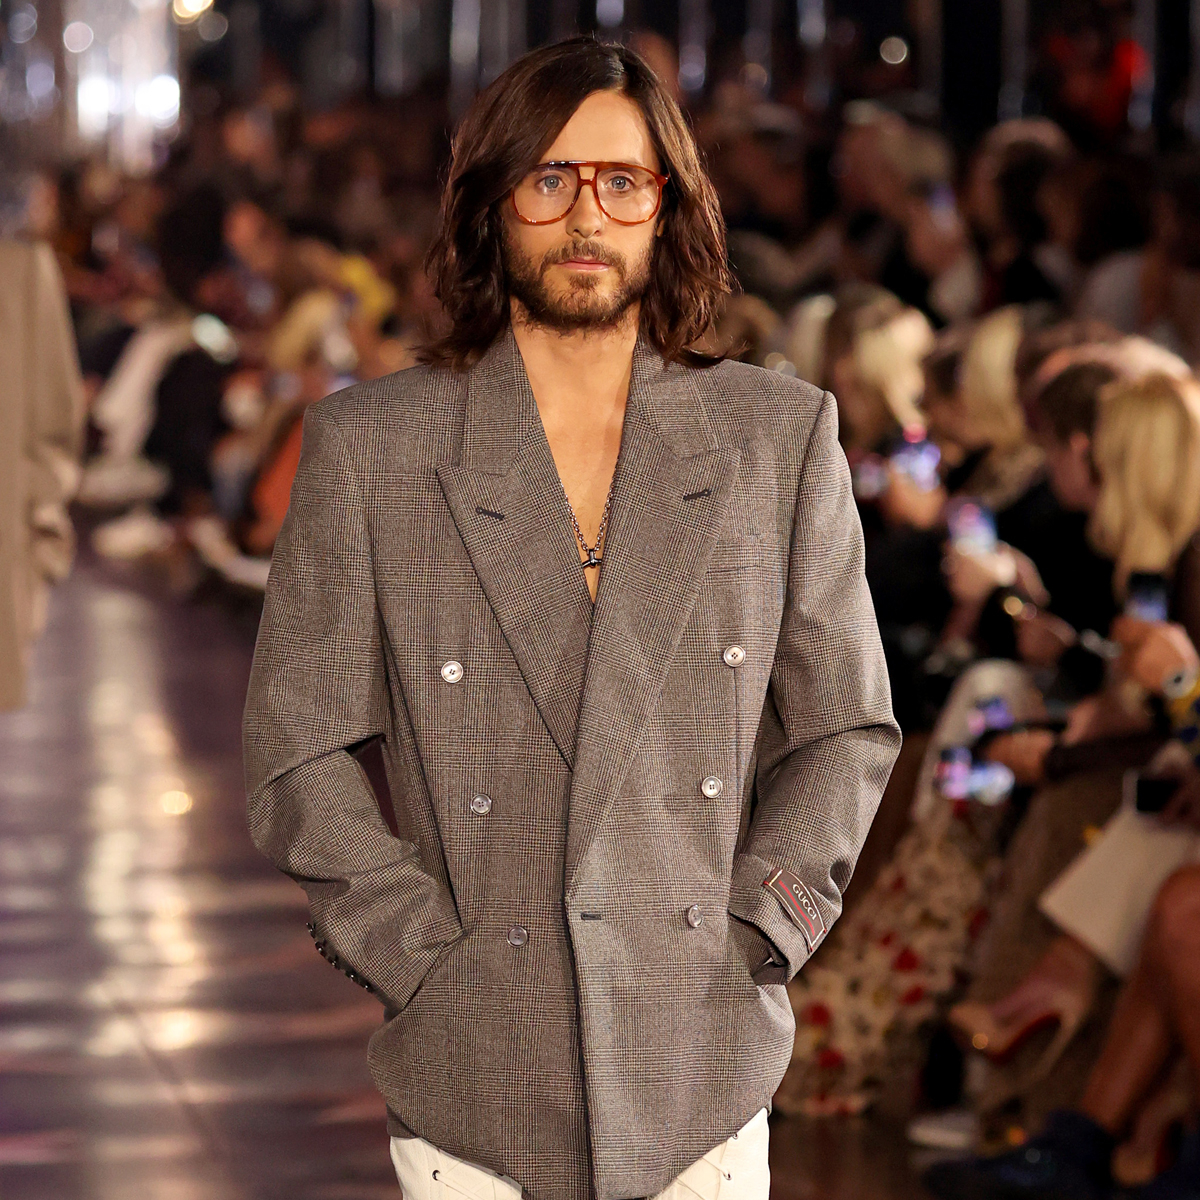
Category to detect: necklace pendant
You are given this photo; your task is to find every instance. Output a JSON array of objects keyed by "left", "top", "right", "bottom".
[{"left": 582, "top": 547, "right": 601, "bottom": 570}]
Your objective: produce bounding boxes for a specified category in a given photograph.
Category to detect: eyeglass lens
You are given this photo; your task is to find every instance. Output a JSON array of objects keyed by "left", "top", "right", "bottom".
[{"left": 513, "top": 164, "right": 661, "bottom": 224}]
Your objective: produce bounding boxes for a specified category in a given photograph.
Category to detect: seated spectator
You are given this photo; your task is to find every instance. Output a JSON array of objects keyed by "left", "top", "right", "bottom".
[
  {"left": 928, "top": 863, "right": 1200, "bottom": 1200},
  {"left": 962, "top": 120, "right": 1073, "bottom": 312},
  {"left": 926, "top": 306, "right": 1045, "bottom": 512},
  {"left": 815, "top": 285, "right": 945, "bottom": 726},
  {"left": 1077, "top": 154, "right": 1200, "bottom": 368},
  {"left": 83, "top": 186, "right": 237, "bottom": 557}
]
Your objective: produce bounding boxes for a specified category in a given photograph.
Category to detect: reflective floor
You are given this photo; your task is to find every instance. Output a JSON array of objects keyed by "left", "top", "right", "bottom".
[{"left": 0, "top": 557, "right": 929, "bottom": 1200}]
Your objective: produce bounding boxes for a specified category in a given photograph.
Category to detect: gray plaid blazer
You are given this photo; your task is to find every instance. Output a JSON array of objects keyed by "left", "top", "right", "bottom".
[{"left": 244, "top": 327, "right": 900, "bottom": 1200}]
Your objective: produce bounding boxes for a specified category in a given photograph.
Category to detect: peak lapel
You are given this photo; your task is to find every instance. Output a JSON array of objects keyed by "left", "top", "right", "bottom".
[
  {"left": 436, "top": 330, "right": 594, "bottom": 769},
  {"left": 564, "top": 343, "right": 739, "bottom": 894}
]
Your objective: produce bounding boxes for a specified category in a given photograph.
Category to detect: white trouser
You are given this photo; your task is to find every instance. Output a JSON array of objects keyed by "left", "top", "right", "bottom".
[{"left": 390, "top": 1107, "right": 770, "bottom": 1200}]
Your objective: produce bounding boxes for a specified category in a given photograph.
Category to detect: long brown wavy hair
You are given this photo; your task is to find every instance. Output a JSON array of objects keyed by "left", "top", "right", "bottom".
[{"left": 419, "top": 37, "right": 732, "bottom": 371}]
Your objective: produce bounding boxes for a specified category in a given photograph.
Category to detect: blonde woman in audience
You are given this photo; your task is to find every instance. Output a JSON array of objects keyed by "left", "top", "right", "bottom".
[
  {"left": 924, "top": 306, "right": 1045, "bottom": 513},
  {"left": 942, "top": 372, "right": 1200, "bottom": 1150}
]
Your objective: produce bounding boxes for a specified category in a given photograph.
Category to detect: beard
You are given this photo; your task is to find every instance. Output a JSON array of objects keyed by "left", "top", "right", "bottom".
[{"left": 501, "top": 227, "right": 654, "bottom": 334}]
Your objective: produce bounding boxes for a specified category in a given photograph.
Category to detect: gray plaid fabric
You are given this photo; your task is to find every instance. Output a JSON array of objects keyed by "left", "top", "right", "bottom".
[{"left": 243, "top": 327, "right": 900, "bottom": 1200}]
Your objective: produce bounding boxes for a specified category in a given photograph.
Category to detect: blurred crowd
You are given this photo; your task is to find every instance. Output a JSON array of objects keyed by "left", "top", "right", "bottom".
[{"left": 5, "top": 10, "right": 1200, "bottom": 1199}]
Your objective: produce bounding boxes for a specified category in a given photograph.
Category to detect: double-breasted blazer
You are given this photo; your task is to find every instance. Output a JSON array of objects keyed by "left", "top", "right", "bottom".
[{"left": 243, "top": 328, "right": 901, "bottom": 1200}]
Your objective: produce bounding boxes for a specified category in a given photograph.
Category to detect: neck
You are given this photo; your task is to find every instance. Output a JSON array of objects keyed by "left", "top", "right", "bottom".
[{"left": 509, "top": 298, "right": 640, "bottom": 423}]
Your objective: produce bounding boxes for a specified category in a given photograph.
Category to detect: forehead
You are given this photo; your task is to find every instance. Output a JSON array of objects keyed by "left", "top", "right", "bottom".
[{"left": 541, "top": 90, "right": 659, "bottom": 170}]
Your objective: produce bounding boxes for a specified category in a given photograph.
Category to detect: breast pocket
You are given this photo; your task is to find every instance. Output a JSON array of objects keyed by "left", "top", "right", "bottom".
[{"left": 708, "top": 534, "right": 767, "bottom": 576}]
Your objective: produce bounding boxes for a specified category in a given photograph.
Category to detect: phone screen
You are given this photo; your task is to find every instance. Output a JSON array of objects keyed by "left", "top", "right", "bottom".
[
  {"left": 889, "top": 439, "right": 941, "bottom": 493},
  {"left": 946, "top": 500, "right": 996, "bottom": 556},
  {"left": 966, "top": 695, "right": 1015, "bottom": 739},
  {"left": 1125, "top": 573, "right": 1169, "bottom": 623},
  {"left": 1134, "top": 774, "right": 1179, "bottom": 814}
]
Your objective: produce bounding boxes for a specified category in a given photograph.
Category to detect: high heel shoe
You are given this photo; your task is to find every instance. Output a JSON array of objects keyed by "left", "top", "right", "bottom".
[
  {"left": 949, "top": 985, "right": 1092, "bottom": 1083},
  {"left": 1113, "top": 1061, "right": 1193, "bottom": 1188}
]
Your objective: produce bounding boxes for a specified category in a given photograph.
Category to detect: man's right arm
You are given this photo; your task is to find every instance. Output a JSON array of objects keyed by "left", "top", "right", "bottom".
[{"left": 243, "top": 404, "right": 462, "bottom": 1009}]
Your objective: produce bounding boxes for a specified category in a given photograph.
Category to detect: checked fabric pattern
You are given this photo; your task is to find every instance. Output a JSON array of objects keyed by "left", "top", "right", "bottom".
[{"left": 243, "top": 328, "right": 900, "bottom": 1200}]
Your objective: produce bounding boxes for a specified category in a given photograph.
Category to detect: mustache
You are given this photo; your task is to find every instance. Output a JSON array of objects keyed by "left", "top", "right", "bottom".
[{"left": 541, "top": 240, "right": 624, "bottom": 269}]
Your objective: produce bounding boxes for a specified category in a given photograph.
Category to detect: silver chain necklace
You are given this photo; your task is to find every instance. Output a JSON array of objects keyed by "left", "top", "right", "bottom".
[{"left": 564, "top": 477, "right": 616, "bottom": 570}]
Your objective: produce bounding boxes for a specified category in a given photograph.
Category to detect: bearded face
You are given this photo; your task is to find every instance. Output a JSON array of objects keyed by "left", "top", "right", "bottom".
[{"left": 501, "top": 225, "right": 655, "bottom": 335}]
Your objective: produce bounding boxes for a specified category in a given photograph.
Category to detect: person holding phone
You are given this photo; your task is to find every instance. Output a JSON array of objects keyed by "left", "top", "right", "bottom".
[{"left": 931, "top": 607, "right": 1200, "bottom": 1200}]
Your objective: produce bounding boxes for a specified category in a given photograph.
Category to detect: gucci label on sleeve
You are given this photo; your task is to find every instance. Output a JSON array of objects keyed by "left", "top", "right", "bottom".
[{"left": 763, "top": 867, "right": 826, "bottom": 949}]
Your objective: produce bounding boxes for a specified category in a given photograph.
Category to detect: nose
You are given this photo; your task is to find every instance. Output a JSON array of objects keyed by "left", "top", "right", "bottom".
[{"left": 565, "top": 166, "right": 604, "bottom": 239}]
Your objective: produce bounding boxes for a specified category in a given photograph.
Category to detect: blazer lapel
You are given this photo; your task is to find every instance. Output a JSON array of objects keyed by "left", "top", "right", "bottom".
[
  {"left": 436, "top": 330, "right": 594, "bottom": 769},
  {"left": 564, "top": 341, "right": 739, "bottom": 894}
]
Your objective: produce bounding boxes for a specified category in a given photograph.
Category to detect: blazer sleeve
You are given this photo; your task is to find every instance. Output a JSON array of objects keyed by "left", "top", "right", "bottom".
[
  {"left": 26, "top": 243, "right": 84, "bottom": 586},
  {"left": 243, "top": 405, "right": 463, "bottom": 1009},
  {"left": 728, "top": 390, "right": 901, "bottom": 980}
]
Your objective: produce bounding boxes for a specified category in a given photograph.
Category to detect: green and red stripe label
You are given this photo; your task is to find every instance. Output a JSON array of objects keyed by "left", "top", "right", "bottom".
[{"left": 763, "top": 868, "right": 826, "bottom": 949}]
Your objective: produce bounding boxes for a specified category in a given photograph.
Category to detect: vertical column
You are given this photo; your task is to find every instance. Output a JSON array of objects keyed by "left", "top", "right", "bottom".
[
  {"left": 334, "top": 0, "right": 370, "bottom": 93},
  {"left": 1128, "top": 0, "right": 1156, "bottom": 132},
  {"left": 797, "top": 0, "right": 829, "bottom": 111},
  {"left": 449, "top": 0, "right": 480, "bottom": 120},
  {"left": 374, "top": 0, "right": 409, "bottom": 95},
  {"left": 912, "top": 0, "right": 941, "bottom": 111},
  {"left": 229, "top": 0, "right": 261, "bottom": 98},
  {"left": 374, "top": 0, "right": 444, "bottom": 97},
  {"left": 678, "top": 0, "right": 708, "bottom": 97},
  {"left": 551, "top": 0, "right": 576, "bottom": 40},
  {"left": 743, "top": 0, "right": 772, "bottom": 94},
  {"left": 998, "top": 0, "right": 1027, "bottom": 119},
  {"left": 480, "top": 0, "right": 526, "bottom": 86},
  {"left": 1188, "top": 0, "right": 1200, "bottom": 138},
  {"left": 595, "top": 0, "right": 623, "bottom": 31}
]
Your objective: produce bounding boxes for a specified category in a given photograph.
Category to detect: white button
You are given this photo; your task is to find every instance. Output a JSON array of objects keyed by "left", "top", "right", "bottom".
[
  {"left": 686, "top": 904, "right": 704, "bottom": 928},
  {"left": 470, "top": 794, "right": 492, "bottom": 815},
  {"left": 507, "top": 925, "right": 529, "bottom": 947},
  {"left": 441, "top": 660, "right": 463, "bottom": 683},
  {"left": 723, "top": 645, "right": 746, "bottom": 667},
  {"left": 701, "top": 776, "right": 723, "bottom": 798}
]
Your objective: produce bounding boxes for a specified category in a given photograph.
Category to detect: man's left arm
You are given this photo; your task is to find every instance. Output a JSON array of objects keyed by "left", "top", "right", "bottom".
[{"left": 729, "top": 390, "right": 901, "bottom": 981}]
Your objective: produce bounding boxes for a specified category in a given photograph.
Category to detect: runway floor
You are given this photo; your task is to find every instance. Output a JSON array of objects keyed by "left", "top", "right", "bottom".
[{"left": 0, "top": 554, "right": 931, "bottom": 1200}]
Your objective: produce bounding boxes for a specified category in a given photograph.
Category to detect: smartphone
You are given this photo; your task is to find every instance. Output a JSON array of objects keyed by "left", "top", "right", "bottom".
[
  {"left": 934, "top": 746, "right": 1015, "bottom": 806},
  {"left": 1134, "top": 773, "right": 1180, "bottom": 814},
  {"left": 935, "top": 746, "right": 972, "bottom": 800},
  {"left": 967, "top": 761, "right": 1015, "bottom": 806},
  {"left": 966, "top": 695, "right": 1016, "bottom": 739},
  {"left": 851, "top": 455, "right": 889, "bottom": 501},
  {"left": 889, "top": 438, "right": 942, "bottom": 493},
  {"left": 927, "top": 183, "right": 959, "bottom": 232},
  {"left": 946, "top": 499, "right": 997, "bottom": 556},
  {"left": 1125, "top": 572, "right": 1170, "bottom": 623}
]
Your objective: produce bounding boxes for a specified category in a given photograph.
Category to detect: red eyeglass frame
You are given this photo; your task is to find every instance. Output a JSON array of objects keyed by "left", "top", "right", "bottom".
[{"left": 510, "top": 160, "right": 670, "bottom": 226}]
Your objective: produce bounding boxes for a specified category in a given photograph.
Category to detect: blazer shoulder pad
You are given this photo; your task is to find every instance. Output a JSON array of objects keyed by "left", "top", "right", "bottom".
[
  {"left": 309, "top": 362, "right": 447, "bottom": 429},
  {"left": 698, "top": 358, "right": 828, "bottom": 433},
  {"left": 307, "top": 362, "right": 462, "bottom": 473}
]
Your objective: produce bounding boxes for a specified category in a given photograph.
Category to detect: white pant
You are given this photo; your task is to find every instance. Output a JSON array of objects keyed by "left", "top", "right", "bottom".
[{"left": 390, "top": 1108, "right": 770, "bottom": 1200}]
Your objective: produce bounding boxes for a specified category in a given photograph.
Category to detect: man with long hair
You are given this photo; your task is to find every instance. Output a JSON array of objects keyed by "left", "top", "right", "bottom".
[{"left": 244, "top": 37, "right": 898, "bottom": 1200}]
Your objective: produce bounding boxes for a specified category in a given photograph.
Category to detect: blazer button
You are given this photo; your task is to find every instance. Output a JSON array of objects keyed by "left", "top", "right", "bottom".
[
  {"left": 507, "top": 925, "right": 529, "bottom": 947},
  {"left": 701, "top": 776, "right": 724, "bottom": 798},
  {"left": 441, "top": 660, "right": 463, "bottom": 684},
  {"left": 470, "top": 794, "right": 493, "bottom": 815},
  {"left": 686, "top": 904, "right": 704, "bottom": 928},
  {"left": 722, "top": 645, "right": 746, "bottom": 667}
]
